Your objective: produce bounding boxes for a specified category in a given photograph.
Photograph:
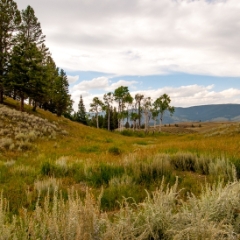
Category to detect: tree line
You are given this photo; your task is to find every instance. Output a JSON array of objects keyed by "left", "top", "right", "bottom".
[
  {"left": 74, "top": 86, "right": 175, "bottom": 132},
  {"left": 1, "top": 0, "right": 174, "bottom": 130},
  {"left": 0, "top": 0, "right": 72, "bottom": 115}
]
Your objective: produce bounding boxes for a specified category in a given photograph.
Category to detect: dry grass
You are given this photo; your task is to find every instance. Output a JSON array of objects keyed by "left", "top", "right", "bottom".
[
  {"left": 1, "top": 98, "right": 240, "bottom": 238},
  {"left": 0, "top": 180, "right": 240, "bottom": 239}
]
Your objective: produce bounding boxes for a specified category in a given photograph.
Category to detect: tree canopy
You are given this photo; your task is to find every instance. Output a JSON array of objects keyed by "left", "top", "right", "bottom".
[{"left": 1, "top": 1, "right": 72, "bottom": 115}]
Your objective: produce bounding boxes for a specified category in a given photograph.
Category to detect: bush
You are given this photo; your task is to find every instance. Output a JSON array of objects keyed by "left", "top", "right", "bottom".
[
  {"left": 108, "top": 146, "right": 121, "bottom": 155},
  {"left": 124, "top": 121, "right": 130, "bottom": 129},
  {"left": 16, "top": 141, "right": 33, "bottom": 151},
  {"left": 0, "top": 137, "right": 13, "bottom": 150},
  {"left": 120, "top": 130, "right": 133, "bottom": 136},
  {"left": 86, "top": 163, "right": 125, "bottom": 187},
  {"left": 41, "top": 161, "right": 55, "bottom": 176},
  {"left": 34, "top": 177, "right": 60, "bottom": 193}
]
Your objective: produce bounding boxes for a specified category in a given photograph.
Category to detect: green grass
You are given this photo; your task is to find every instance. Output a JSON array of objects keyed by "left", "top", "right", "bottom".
[
  {"left": 1, "top": 98, "right": 240, "bottom": 238},
  {"left": 79, "top": 145, "right": 100, "bottom": 153}
]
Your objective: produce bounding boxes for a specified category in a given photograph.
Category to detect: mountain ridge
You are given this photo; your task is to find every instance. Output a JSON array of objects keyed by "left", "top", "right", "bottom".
[{"left": 162, "top": 103, "right": 240, "bottom": 124}]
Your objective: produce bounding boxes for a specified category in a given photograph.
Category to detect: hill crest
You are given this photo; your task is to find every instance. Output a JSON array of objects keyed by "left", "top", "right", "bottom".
[{"left": 161, "top": 104, "right": 240, "bottom": 124}]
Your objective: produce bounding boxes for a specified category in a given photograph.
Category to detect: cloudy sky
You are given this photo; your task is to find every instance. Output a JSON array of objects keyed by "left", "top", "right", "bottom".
[{"left": 16, "top": 0, "right": 240, "bottom": 111}]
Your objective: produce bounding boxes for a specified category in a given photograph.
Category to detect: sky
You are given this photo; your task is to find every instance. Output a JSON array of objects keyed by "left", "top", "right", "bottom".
[{"left": 16, "top": 0, "right": 240, "bottom": 111}]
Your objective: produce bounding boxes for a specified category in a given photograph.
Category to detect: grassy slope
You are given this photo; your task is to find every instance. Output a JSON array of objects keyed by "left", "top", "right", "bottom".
[
  {"left": 2, "top": 98, "right": 240, "bottom": 239},
  {"left": 1, "top": 97, "right": 240, "bottom": 213}
]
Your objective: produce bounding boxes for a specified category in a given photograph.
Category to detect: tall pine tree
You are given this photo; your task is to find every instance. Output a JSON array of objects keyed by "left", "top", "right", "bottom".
[
  {"left": 76, "top": 95, "right": 87, "bottom": 125},
  {"left": 41, "top": 55, "right": 59, "bottom": 112},
  {"left": 29, "top": 43, "right": 50, "bottom": 111},
  {"left": 0, "top": 0, "right": 21, "bottom": 103},
  {"left": 7, "top": 5, "right": 45, "bottom": 111},
  {"left": 55, "top": 69, "right": 71, "bottom": 116}
]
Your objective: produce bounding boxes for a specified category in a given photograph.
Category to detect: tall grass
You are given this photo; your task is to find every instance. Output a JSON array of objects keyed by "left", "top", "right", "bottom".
[
  {"left": 0, "top": 179, "right": 240, "bottom": 239},
  {"left": 2, "top": 100, "right": 240, "bottom": 238}
]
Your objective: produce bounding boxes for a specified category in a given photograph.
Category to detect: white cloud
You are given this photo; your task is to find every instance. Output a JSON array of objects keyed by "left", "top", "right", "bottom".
[
  {"left": 70, "top": 78, "right": 139, "bottom": 111},
  {"left": 72, "top": 77, "right": 109, "bottom": 91},
  {"left": 130, "top": 85, "right": 240, "bottom": 108},
  {"left": 70, "top": 82, "right": 240, "bottom": 112},
  {"left": 67, "top": 75, "right": 79, "bottom": 84},
  {"left": 105, "top": 80, "right": 138, "bottom": 91},
  {"left": 16, "top": 0, "right": 240, "bottom": 77}
]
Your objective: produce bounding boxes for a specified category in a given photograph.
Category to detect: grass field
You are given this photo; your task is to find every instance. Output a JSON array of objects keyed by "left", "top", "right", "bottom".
[{"left": 1, "top": 98, "right": 240, "bottom": 239}]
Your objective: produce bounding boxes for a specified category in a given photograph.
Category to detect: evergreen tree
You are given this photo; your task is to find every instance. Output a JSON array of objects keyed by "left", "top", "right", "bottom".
[
  {"left": 76, "top": 95, "right": 87, "bottom": 125},
  {"left": 18, "top": 5, "right": 45, "bottom": 47},
  {"left": 98, "top": 115, "right": 104, "bottom": 128},
  {"left": 7, "top": 5, "right": 45, "bottom": 111},
  {"left": 53, "top": 69, "right": 71, "bottom": 116},
  {"left": 29, "top": 43, "right": 50, "bottom": 111},
  {"left": 0, "top": 0, "right": 21, "bottom": 103},
  {"left": 7, "top": 41, "right": 30, "bottom": 111},
  {"left": 41, "top": 55, "right": 59, "bottom": 112}
]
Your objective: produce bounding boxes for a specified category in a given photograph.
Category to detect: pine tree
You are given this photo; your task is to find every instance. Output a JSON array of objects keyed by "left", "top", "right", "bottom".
[
  {"left": 19, "top": 5, "right": 45, "bottom": 47},
  {"left": 7, "top": 5, "right": 45, "bottom": 111},
  {"left": 29, "top": 43, "right": 50, "bottom": 111},
  {"left": 0, "top": 0, "right": 21, "bottom": 103},
  {"left": 41, "top": 55, "right": 59, "bottom": 112},
  {"left": 7, "top": 41, "right": 30, "bottom": 111},
  {"left": 76, "top": 95, "right": 87, "bottom": 125},
  {"left": 54, "top": 69, "right": 71, "bottom": 116}
]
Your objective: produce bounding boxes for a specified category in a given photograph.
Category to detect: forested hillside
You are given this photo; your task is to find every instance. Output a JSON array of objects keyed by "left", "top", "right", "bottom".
[{"left": 0, "top": 1, "right": 71, "bottom": 115}]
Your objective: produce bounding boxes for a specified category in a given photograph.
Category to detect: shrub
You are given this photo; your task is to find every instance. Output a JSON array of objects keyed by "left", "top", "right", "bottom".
[
  {"left": 86, "top": 163, "right": 125, "bottom": 187},
  {"left": 0, "top": 179, "right": 240, "bottom": 238},
  {"left": 120, "top": 130, "right": 133, "bottom": 136},
  {"left": 15, "top": 132, "right": 27, "bottom": 141},
  {"left": 4, "top": 160, "right": 15, "bottom": 167},
  {"left": 16, "top": 141, "right": 33, "bottom": 151},
  {"left": 34, "top": 177, "right": 60, "bottom": 193},
  {"left": 124, "top": 121, "right": 130, "bottom": 128},
  {"left": 13, "top": 165, "right": 35, "bottom": 176},
  {"left": 0, "top": 137, "right": 13, "bottom": 150},
  {"left": 41, "top": 161, "right": 55, "bottom": 176},
  {"left": 170, "top": 152, "right": 197, "bottom": 172},
  {"left": 28, "top": 131, "right": 37, "bottom": 141},
  {"left": 108, "top": 146, "right": 121, "bottom": 155}
]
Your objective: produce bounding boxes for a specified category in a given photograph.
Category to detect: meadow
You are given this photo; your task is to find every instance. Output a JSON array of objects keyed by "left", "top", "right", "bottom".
[{"left": 1, "top": 98, "right": 240, "bottom": 239}]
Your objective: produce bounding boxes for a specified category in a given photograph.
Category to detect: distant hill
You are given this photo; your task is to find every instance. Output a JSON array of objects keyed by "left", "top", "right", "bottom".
[{"left": 161, "top": 104, "right": 240, "bottom": 124}]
